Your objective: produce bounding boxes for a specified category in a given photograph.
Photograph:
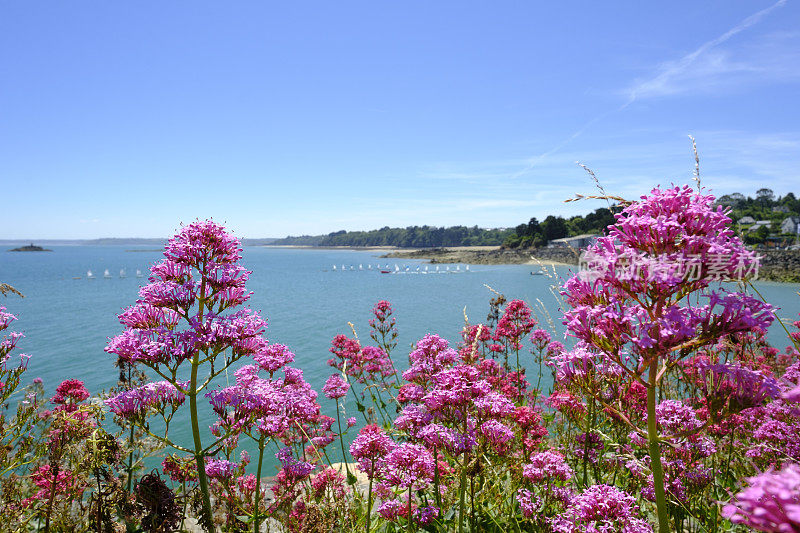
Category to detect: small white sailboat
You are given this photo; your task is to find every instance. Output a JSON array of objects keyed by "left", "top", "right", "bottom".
[
  {"left": 465, "top": 265, "right": 470, "bottom": 272},
  {"left": 136, "top": 269, "right": 143, "bottom": 278},
  {"left": 456, "top": 265, "right": 460, "bottom": 272},
  {"left": 359, "top": 264, "right": 363, "bottom": 270},
  {"left": 103, "top": 269, "right": 112, "bottom": 279},
  {"left": 87, "top": 270, "right": 95, "bottom": 280},
  {"left": 394, "top": 264, "right": 400, "bottom": 272},
  {"left": 333, "top": 265, "right": 337, "bottom": 271},
  {"left": 368, "top": 264, "right": 372, "bottom": 270},
  {"left": 119, "top": 269, "right": 126, "bottom": 278}
]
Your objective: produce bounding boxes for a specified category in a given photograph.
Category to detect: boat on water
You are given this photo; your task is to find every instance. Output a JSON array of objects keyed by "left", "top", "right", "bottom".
[
  {"left": 119, "top": 269, "right": 126, "bottom": 278},
  {"left": 87, "top": 270, "right": 95, "bottom": 280},
  {"left": 380, "top": 270, "right": 391, "bottom": 274},
  {"left": 136, "top": 269, "right": 143, "bottom": 278},
  {"left": 103, "top": 269, "right": 111, "bottom": 279}
]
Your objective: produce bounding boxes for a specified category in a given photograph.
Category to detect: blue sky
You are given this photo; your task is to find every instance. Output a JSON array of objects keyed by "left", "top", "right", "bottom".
[{"left": 2, "top": 1, "right": 799, "bottom": 239}]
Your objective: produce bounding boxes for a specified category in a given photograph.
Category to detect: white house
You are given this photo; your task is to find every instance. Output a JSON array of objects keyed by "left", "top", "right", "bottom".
[
  {"left": 781, "top": 216, "right": 800, "bottom": 235},
  {"left": 748, "top": 220, "right": 773, "bottom": 232},
  {"left": 547, "top": 234, "right": 600, "bottom": 249}
]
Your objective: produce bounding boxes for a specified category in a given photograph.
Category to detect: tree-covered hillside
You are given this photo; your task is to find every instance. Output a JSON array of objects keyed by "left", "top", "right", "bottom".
[
  {"left": 318, "top": 225, "right": 512, "bottom": 248},
  {"left": 716, "top": 188, "right": 800, "bottom": 245},
  {"left": 503, "top": 207, "right": 617, "bottom": 249},
  {"left": 265, "top": 189, "right": 799, "bottom": 249}
]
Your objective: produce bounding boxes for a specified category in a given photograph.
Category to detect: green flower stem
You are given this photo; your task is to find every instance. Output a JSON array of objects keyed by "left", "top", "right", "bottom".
[
  {"left": 179, "top": 479, "right": 187, "bottom": 533},
  {"left": 366, "top": 472, "right": 374, "bottom": 533},
  {"left": 407, "top": 487, "right": 414, "bottom": 532},
  {"left": 433, "top": 448, "right": 442, "bottom": 510},
  {"left": 647, "top": 358, "right": 670, "bottom": 533},
  {"left": 190, "top": 265, "right": 214, "bottom": 532},
  {"left": 44, "top": 460, "right": 60, "bottom": 532},
  {"left": 335, "top": 400, "right": 355, "bottom": 484},
  {"left": 189, "top": 358, "right": 213, "bottom": 531},
  {"left": 458, "top": 459, "right": 467, "bottom": 533},
  {"left": 254, "top": 435, "right": 266, "bottom": 533},
  {"left": 125, "top": 363, "right": 136, "bottom": 495},
  {"left": 582, "top": 394, "right": 595, "bottom": 488}
]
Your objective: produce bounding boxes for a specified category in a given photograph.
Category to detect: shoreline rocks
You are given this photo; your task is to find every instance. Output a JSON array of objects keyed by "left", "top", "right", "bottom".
[{"left": 382, "top": 247, "right": 800, "bottom": 283}]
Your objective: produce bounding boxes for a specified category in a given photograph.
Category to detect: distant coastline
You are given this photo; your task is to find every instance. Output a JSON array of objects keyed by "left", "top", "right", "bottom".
[
  {"left": 379, "top": 246, "right": 800, "bottom": 282},
  {"left": 381, "top": 246, "right": 577, "bottom": 267}
]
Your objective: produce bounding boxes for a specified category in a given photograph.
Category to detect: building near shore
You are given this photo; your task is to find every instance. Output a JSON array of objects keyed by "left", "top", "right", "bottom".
[
  {"left": 748, "top": 220, "right": 773, "bottom": 232},
  {"left": 547, "top": 234, "right": 600, "bottom": 249},
  {"left": 781, "top": 216, "right": 800, "bottom": 235}
]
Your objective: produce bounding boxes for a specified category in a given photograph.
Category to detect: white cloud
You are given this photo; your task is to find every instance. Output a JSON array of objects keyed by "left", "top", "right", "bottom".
[{"left": 625, "top": 1, "right": 792, "bottom": 102}]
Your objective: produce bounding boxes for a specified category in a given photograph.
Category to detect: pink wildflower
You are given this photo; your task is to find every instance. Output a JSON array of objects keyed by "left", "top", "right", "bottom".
[
  {"left": 723, "top": 462, "right": 800, "bottom": 532},
  {"left": 523, "top": 451, "right": 573, "bottom": 483},
  {"left": 322, "top": 374, "right": 350, "bottom": 400}
]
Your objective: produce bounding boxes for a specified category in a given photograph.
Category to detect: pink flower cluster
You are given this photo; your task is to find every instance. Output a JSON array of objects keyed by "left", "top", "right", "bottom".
[
  {"left": 322, "top": 374, "right": 350, "bottom": 400},
  {"left": 105, "top": 380, "right": 187, "bottom": 418},
  {"left": 493, "top": 299, "right": 537, "bottom": 350},
  {"left": 205, "top": 458, "right": 238, "bottom": 479},
  {"left": 21, "top": 465, "right": 84, "bottom": 508},
  {"left": 349, "top": 424, "right": 396, "bottom": 478},
  {"left": 693, "top": 360, "right": 780, "bottom": 414},
  {"left": 369, "top": 300, "right": 399, "bottom": 354},
  {"left": 51, "top": 379, "right": 90, "bottom": 407},
  {"left": 402, "top": 334, "right": 459, "bottom": 385},
  {"left": 105, "top": 220, "right": 264, "bottom": 367},
  {"left": 0, "top": 307, "right": 29, "bottom": 384},
  {"left": 723, "top": 462, "right": 800, "bottom": 532},
  {"left": 562, "top": 186, "right": 774, "bottom": 365},
  {"left": 328, "top": 334, "right": 395, "bottom": 384},
  {"left": 523, "top": 451, "right": 573, "bottom": 483},
  {"left": 205, "top": 363, "right": 322, "bottom": 444},
  {"left": 549, "top": 484, "right": 651, "bottom": 533}
]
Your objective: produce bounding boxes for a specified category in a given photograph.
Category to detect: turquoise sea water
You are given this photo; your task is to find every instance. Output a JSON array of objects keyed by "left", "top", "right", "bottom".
[{"left": 2, "top": 246, "right": 799, "bottom": 468}]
